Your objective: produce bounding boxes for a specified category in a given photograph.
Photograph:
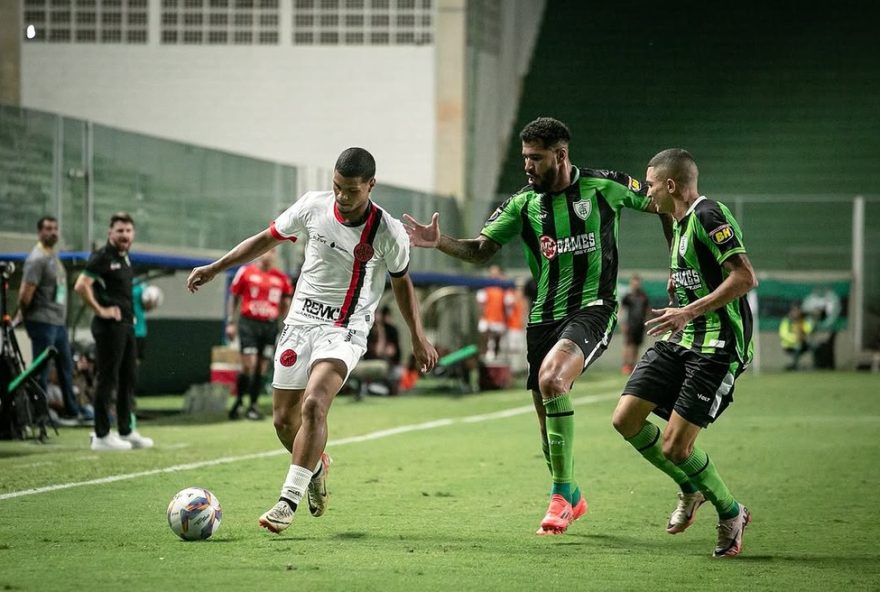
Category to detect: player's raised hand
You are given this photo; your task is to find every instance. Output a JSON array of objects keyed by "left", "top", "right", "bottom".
[
  {"left": 402, "top": 212, "right": 440, "bottom": 248},
  {"left": 186, "top": 264, "right": 217, "bottom": 293}
]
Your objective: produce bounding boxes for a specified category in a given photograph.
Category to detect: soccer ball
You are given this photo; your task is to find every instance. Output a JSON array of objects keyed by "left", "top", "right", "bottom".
[
  {"left": 166, "top": 487, "right": 222, "bottom": 541},
  {"left": 141, "top": 285, "right": 164, "bottom": 310}
]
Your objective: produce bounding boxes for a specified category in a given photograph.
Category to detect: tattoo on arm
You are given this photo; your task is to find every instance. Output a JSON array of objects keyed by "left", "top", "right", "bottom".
[{"left": 437, "top": 235, "right": 499, "bottom": 264}]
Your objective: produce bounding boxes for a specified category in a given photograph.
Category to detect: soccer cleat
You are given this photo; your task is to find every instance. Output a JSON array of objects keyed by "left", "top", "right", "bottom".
[
  {"left": 119, "top": 430, "right": 154, "bottom": 449},
  {"left": 536, "top": 494, "right": 575, "bottom": 535},
  {"left": 258, "top": 499, "right": 296, "bottom": 534},
  {"left": 666, "top": 491, "right": 706, "bottom": 534},
  {"left": 571, "top": 494, "right": 588, "bottom": 522},
  {"left": 90, "top": 432, "right": 133, "bottom": 451},
  {"left": 307, "top": 452, "right": 332, "bottom": 517},
  {"left": 245, "top": 406, "right": 264, "bottom": 420},
  {"left": 714, "top": 505, "right": 752, "bottom": 558}
]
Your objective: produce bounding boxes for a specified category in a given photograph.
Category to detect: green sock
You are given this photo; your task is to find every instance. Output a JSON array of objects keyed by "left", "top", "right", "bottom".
[
  {"left": 542, "top": 438, "right": 583, "bottom": 503},
  {"left": 544, "top": 394, "right": 577, "bottom": 504},
  {"left": 676, "top": 446, "right": 740, "bottom": 519},
  {"left": 625, "top": 422, "right": 698, "bottom": 494}
]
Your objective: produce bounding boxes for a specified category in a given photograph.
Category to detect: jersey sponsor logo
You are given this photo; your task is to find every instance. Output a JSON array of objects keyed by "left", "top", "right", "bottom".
[
  {"left": 279, "top": 349, "right": 298, "bottom": 367},
  {"left": 310, "top": 232, "right": 342, "bottom": 250},
  {"left": 485, "top": 206, "right": 503, "bottom": 225},
  {"left": 672, "top": 268, "right": 703, "bottom": 290},
  {"left": 540, "top": 233, "right": 597, "bottom": 259},
  {"left": 628, "top": 177, "right": 641, "bottom": 192},
  {"left": 301, "top": 297, "right": 341, "bottom": 321},
  {"left": 678, "top": 235, "right": 689, "bottom": 256},
  {"left": 696, "top": 393, "right": 711, "bottom": 402},
  {"left": 572, "top": 199, "right": 592, "bottom": 220},
  {"left": 710, "top": 224, "right": 734, "bottom": 245},
  {"left": 540, "top": 235, "right": 558, "bottom": 259},
  {"left": 353, "top": 243, "right": 374, "bottom": 262}
]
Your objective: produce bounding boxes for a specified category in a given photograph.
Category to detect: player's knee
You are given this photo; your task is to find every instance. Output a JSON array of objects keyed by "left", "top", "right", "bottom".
[
  {"left": 661, "top": 438, "right": 691, "bottom": 464},
  {"left": 300, "top": 395, "right": 328, "bottom": 425},
  {"left": 537, "top": 372, "right": 568, "bottom": 398},
  {"left": 611, "top": 409, "right": 637, "bottom": 438}
]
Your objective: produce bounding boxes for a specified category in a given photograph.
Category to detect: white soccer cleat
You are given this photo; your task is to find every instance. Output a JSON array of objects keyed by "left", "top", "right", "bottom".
[
  {"left": 307, "top": 452, "right": 332, "bottom": 517},
  {"left": 714, "top": 505, "right": 752, "bottom": 558},
  {"left": 666, "top": 491, "right": 706, "bottom": 534},
  {"left": 119, "top": 430, "right": 154, "bottom": 449},
  {"left": 258, "top": 500, "right": 296, "bottom": 534},
  {"left": 90, "top": 432, "right": 133, "bottom": 451}
]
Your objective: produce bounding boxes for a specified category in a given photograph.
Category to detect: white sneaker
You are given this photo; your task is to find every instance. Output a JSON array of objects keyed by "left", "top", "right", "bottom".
[
  {"left": 307, "top": 452, "right": 332, "bottom": 517},
  {"left": 258, "top": 500, "right": 296, "bottom": 534},
  {"left": 714, "top": 505, "right": 752, "bottom": 558},
  {"left": 667, "top": 491, "right": 706, "bottom": 534},
  {"left": 90, "top": 432, "right": 133, "bottom": 451},
  {"left": 119, "top": 430, "right": 154, "bottom": 449}
]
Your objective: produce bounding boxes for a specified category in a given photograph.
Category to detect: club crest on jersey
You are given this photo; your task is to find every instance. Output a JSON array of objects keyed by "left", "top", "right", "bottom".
[
  {"left": 279, "top": 349, "right": 298, "bottom": 367},
  {"left": 540, "top": 235, "right": 558, "bottom": 260},
  {"left": 710, "top": 224, "right": 734, "bottom": 245},
  {"left": 353, "top": 243, "right": 374, "bottom": 262},
  {"left": 573, "top": 199, "right": 592, "bottom": 220},
  {"left": 678, "top": 235, "right": 689, "bottom": 256}
]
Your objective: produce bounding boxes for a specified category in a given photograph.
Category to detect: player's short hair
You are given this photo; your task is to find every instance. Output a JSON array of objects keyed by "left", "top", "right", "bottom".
[
  {"left": 335, "top": 147, "right": 376, "bottom": 180},
  {"left": 520, "top": 117, "right": 571, "bottom": 149},
  {"left": 37, "top": 216, "right": 57, "bottom": 231},
  {"left": 109, "top": 211, "right": 135, "bottom": 227},
  {"left": 648, "top": 148, "right": 699, "bottom": 185}
]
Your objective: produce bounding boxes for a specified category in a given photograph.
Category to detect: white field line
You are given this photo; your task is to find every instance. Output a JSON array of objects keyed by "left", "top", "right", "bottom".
[{"left": 0, "top": 390, "right": 619, "bottom": 501}]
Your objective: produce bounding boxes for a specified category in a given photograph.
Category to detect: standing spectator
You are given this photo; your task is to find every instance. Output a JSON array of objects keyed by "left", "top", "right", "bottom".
[
  {"left": 16, "top": 216, "right": 88, "bottom": 424},
  {"left": 504, "top": 280, "right": 527, "bottom": 372},
  {"left": 620, "top": 274, "right": 651, "bottom": 374},
  {"left": 226, "top": 248, "right": 294, "bottom": 420},
  {"left": 779, "top": 302, "right": 813, "bottom": 370},
  {"left": 476, "top": 265, "right": 508, "bottom": 361},
  {"left": 74, "top": 212, "right": 153, "bottom": 451}
]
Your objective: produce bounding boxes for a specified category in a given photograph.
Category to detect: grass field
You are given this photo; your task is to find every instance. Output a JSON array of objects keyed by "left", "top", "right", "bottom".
[{"left": 1, "top": 371, "right": 878, "bottom": 591}]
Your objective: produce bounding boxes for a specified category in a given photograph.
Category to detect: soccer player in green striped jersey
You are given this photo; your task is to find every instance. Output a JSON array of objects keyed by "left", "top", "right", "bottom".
[
  {"left": 404, "top": 117, "right": 670, "bottom": 535},
  {"left": 612, "top": 148, "right": 758, "bottom": 557}
]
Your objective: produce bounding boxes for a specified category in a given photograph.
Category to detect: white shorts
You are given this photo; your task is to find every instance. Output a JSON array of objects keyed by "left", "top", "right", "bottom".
[{"left": 271, "top": 323, "right": 368, "bottom": 390}]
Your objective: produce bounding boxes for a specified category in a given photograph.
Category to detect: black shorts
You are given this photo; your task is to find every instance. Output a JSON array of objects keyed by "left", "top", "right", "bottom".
[
  {"left": 238, "top": 316, "right": 279, "bottom": 359},
  {"left": 622, "top": 341, "right": 739, "bottom": 428},
  {"left": 526, "top": 304, "right": 615, "bottom": 391}
]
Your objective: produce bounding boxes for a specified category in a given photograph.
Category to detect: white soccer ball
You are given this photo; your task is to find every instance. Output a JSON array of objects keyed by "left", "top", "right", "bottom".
[
  {"left": 141, "top": 285, "right": 164, "bottom": 310},
  {"left": 166, "top": 487, "right": 222, "bottom": 541}
]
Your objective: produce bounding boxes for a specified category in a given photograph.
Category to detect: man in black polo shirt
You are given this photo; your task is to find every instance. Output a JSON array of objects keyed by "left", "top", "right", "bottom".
[{"left": 74, "top": 212, "right": 154, "bottom": 451}]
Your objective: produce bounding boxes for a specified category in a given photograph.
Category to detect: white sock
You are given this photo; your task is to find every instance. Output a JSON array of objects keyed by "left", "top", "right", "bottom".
[{"left": 280, "top": 465, "right": 313, "bottom": 505}]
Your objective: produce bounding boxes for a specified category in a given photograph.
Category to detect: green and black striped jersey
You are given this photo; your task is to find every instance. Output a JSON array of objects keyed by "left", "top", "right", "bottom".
[
  {"left": 481, "top": 167, "right": 652, "bottom": 326},
  {"left": 666, "top": 196, "right": 753, "bottom": 367}
]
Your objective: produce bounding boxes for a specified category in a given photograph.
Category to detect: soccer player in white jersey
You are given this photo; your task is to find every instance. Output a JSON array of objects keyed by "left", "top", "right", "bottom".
[{"left": 186, "top": 147, "right": 438, "bottom": 533}]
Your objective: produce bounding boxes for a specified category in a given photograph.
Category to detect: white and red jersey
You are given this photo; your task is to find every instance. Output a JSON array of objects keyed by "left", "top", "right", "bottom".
[
  {"left": 269, "top": 191, "right": 410, "bottom": 333},
  {"left": 229, "top": 265, "right": 294, "bottom": 321}
]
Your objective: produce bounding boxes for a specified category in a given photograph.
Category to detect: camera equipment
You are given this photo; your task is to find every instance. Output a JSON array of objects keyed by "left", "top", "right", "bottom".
[{"left": 0, "top": 261, "right": 57, "bottom": 441}]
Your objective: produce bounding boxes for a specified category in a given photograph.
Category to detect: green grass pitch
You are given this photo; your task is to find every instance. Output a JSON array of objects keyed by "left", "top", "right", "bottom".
[{"left": 1, "top": 371, "right": 878, "bottom": 591}]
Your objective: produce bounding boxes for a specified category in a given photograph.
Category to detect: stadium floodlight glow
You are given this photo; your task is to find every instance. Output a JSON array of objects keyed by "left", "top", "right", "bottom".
[{"left": 26, "top": 25, "right": 36, "bottom": 39}]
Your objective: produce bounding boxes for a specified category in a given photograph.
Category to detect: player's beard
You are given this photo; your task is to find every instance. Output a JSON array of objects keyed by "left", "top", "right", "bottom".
[{"left": 529, "top": 167, "right": 559, "bottom": 193}]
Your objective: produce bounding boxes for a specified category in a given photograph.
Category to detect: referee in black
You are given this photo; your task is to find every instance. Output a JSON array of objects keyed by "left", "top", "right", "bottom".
[{"left": 74, "top": 212, "right": 153, "bottom": 451}]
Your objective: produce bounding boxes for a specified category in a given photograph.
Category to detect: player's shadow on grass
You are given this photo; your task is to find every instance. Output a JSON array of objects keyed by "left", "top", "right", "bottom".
[{"left": 334, "top": 531, "right": 369, "bottom": 540}]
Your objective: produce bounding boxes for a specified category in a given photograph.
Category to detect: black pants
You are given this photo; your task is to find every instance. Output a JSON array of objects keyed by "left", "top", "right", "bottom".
[{"left": 92, "top": 318, "right": 137, "bottom": 438}]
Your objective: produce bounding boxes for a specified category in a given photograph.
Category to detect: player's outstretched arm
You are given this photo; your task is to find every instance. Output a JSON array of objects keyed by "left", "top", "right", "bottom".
[
  {"left": 187, "top": 229, "right": 277, "bottom": 293},
  {"left": 402, "top": 212, "right": 500, "bottom": 264},
  {"left": 389, "top": 273, "right": 438, "bottom": 374}
]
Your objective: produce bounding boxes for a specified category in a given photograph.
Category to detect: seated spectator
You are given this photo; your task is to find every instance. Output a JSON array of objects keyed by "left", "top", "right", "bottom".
[{"left": 779, "top": 303, "right": 813, "bottom": 370}]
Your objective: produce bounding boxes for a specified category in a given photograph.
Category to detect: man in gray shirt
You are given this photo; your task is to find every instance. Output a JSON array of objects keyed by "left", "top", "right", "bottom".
[{"left": 18, "top": 216, "right": 88, "bottom": 422}]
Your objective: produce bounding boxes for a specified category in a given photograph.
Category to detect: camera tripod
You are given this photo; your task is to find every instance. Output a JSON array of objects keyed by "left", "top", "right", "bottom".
[{"left": 0, "top": 261, "right": 57, "bottom": 442}]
